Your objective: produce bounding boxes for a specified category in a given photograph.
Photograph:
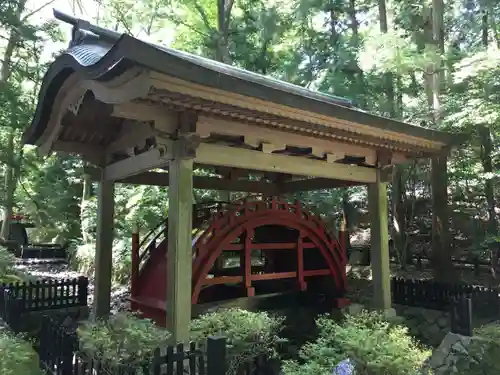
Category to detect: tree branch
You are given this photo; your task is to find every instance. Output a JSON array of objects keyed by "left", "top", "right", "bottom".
[{"left": 21, "top": 0, "right": 58, "bottom": 22}]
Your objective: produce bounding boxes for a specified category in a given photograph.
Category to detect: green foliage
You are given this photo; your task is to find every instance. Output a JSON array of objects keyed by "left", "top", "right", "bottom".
[
  {"left": 0, "top": 246, "right": 15, "bottom": 276},
  {"left": 282, "top": 311, "right": 432, "bottom": 375},
  {"left": 77, "top": 312, "right": 171, "bottom": 368},
  {"left": 452, "top": 322, "right": 500, "bottom": 374},
  {"left": 189, "top": 308, "right": 285, "bottom": 373},
  {"left": 0, "top": 246, "right": 27, "bottom": 283},
  {"left": 76, "top": 309, "right": 283, "bottom": 374},
  {"left": 73, "top": 239, "right": 132, "bottom": 285},
  {"left": 0, "top": 331, "right": 43, "bottom": 375}
]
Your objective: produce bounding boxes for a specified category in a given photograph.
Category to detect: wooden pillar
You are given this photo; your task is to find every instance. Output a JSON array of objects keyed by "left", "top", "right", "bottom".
[
  {"left": 167, "top": 150, "right": 194, "bottom": 343},
  {"left": 219, "top": 190, "right": 231, "bottom": 202},
  {"left": 367, "top": 169, "right": 392, "bottom": 311},
  {"left": 93, "top": 179, "right": 115, "bottom": 318}
]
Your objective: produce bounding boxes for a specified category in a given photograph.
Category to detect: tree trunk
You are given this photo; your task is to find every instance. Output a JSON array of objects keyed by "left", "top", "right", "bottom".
[
  {"left": 426, "top": 0, "right": 455, "bottom": 280},
  {"left": 479, "top": 6, "right": 499, "bottom": 276},
  {"left": 81, "top": 172, "right": 93, "bottom": 243},
  {"left": 478, "top": 125, "right": 498, "bottom": 275},
  {"left": 347, "top": 0, "right": 366, "bottom": 107},
  {"left": 215, "top": 0, "right": 234, "bottom": 63},
  {"left": 0, "top": 131, "right": 16, "bottom": 240},
  {"left": 378, "top": 0, "right": 409, "bottom": 268},
  {"left": 0, "top": 0, "right": 28, "bottom": 240},
  {"left": 431, "top": 155, "right": 454, "bottom": 279}
]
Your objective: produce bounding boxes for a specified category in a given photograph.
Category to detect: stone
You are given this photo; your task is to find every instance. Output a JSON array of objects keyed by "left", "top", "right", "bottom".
[
  {"left": 426, "top": 323, "right": 441, "bottom": 337},
  {"left": 344, "top": 303, "right": 364, "bottom": 315},
  {"left": 388, "top": 315, "right": 406, "bottom": 326},
  {"left": 427, "top": 333, "right": 478, "bottom": 374},
  {"left": 451, "top": 341, "right": 468, "bottom": 355},
  {"left": 436, "top": 315, "right": 449, "bottom": 329},
  {"left": 421, "top": 309, "right": 441, "bottom": 323},
  {"left": 381, "top": 307, "right": 397, "bottom": 319}
]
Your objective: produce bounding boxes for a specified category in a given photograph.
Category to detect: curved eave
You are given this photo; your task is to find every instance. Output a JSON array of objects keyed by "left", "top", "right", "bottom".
[{"left": 24, "top": 34, "right": 461, "bottom": 154}]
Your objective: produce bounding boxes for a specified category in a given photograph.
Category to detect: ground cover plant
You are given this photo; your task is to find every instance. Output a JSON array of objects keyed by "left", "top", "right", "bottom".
[
  {"left": 282, "top": 310, "right": 432, "bottom": 375},
  {"left": 77, "top": 311, "right": 171, "bottom": 369},
  {"left": 451, "top": 321, "right": 500, "bottom": 374},
  {"left": 189, "top": 308, "right": 286, "bottom": 374},
  {"left": 77, "top": 308, "right": 284, "bottom": 374},
  {"left": 0, "top": 331, "right": 43, "bottom": 375},
  {"left": 0, "top": 247, "right": 28, "bottom": 284}
]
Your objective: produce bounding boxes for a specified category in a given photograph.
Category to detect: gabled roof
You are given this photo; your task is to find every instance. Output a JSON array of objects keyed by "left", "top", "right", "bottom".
[{"left": 24, "top": 9, "right": 463, "bottom": 154}]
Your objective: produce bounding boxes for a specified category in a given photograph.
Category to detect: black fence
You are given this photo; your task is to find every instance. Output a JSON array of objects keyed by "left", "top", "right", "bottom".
[
  {"left": 38, "top": 315, "right": 278, "bottom": 375},
  {"left": 391, "top": 277, "right": 500, "bottom": 319},
  {"left": 450, "top": 297, "right": 473, "bottom": 336},
  {"left": 0, "top": 277, "right": 88, "bottom": 332}
]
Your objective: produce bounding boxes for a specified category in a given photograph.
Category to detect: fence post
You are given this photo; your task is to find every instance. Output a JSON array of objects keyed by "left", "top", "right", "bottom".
[
  {"left": 60, "top": 331, "right": 77, "bottom": 375},
  {"left": 77, "top": 277, "right": 89, "bottom": 307},
  {"left": 473, "top": 256, "right": 480, "bottom": 276},
  {"left": 207, "top": 336, "right": 227, "bottom": 375},
  {"left": 4, "top": 290, "right": 22, "bottom": 333},
  {"left": 450, "top": 297, "right": 472, "bottom": 336},
  {"left": 38, "top": 315, "right": 49, "bottom": 368}
]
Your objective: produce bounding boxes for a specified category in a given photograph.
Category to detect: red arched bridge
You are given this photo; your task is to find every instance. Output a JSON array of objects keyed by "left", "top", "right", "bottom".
[{"left": 130, "top": 199, "right": 348, "bottom": 326}]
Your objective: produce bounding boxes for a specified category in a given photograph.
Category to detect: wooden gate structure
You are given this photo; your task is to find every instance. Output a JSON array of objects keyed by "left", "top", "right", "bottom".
[{"left": 23, "top": 10, "right": 462, "bottom": 342}]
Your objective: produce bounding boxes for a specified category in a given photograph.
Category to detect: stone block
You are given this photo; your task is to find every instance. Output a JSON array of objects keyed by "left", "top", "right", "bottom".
[
  {"left": 381, "top": 307, "right": 397, "bottom": 319},
  {"left": 437, "top": 315, "right": 449, "bottom": 329},
  {"left": 343, "top": 303, "right": 364, "bottom": 315}
]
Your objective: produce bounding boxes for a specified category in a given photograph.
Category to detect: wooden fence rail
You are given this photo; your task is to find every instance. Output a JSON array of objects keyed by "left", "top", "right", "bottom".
[
  {"left": 391, "top": 277, "right": 500, "bottom": 319},
  {"left": 0, "top": 277, "right": 88, "bottom": 332}
]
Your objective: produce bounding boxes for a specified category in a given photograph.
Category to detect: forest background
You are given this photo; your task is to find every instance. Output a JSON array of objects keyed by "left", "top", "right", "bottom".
[{"left": 0, "top": 0, "right": 499, "bottom": 283}]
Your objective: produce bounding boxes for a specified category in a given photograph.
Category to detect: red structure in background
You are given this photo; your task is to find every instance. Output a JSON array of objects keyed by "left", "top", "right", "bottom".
[{"left": 130, "top": 199, "right": 349, "bottom": 326}]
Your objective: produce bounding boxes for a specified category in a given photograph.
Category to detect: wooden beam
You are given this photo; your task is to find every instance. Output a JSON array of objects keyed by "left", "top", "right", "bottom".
[
  {"left": 85, "top": 167, "right": 279, "bottom": 194},
  {"left": 198, "top": 116, "right": 380, "bottom": 165},
  {"left": 103, "top": 146, "right": 173, "bottom": 181},
  {"left": 280, "top": 178, "right": 364, "bottom": 193},
  {"left": 195, "top": 143, "right": 377, "bottom": 183}
]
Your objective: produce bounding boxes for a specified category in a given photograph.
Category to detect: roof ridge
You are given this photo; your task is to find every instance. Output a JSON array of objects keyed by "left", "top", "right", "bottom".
[{"left": 52, "top": 9, "right": 354, "bottom": 109}]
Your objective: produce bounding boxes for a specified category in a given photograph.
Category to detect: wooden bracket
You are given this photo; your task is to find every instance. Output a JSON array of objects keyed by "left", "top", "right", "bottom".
[
  {"left": 177, "top": 110, "right": 199, "bottom": 135},
  {"left": 376, "top": 150, "right": 393, "bottom": 167},
  {"left": 172, "top": 135, "right": 200, "bottom": 159}
]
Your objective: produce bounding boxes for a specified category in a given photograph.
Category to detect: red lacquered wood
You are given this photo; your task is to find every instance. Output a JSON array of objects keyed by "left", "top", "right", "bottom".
[{"left": 131, "top": 199, "right": 348, "bottom": 326}]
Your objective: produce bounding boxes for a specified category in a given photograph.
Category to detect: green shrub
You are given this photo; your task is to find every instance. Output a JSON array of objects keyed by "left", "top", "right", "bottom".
[
  {"left": 452, "top": 322, "right": 500, "bottom": 374},
  {"left": 77, "top": 311, "right": 170, "bottom": 368},
  {"left": 189, "top": 308, "right": 285, "bottom": 374},
  {"left": 0, "top": 247, "right": 15, "bottom": 275},
  {"left": 0, "top": 247, "right": 28, "bottom": 284},
  {"left": 282, "top": 310, "right": 432, "bottom": 375},
  {"left": 0, "top": 331, "right": 43, "bottom": 375},
  {"left": 74, "top": 239, "right": 131, "bottom": 285}
]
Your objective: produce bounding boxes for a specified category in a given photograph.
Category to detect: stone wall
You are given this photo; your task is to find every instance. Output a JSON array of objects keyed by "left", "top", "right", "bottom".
[{"left": 394, "top": 304, "right": 450, "bottom": 347}]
